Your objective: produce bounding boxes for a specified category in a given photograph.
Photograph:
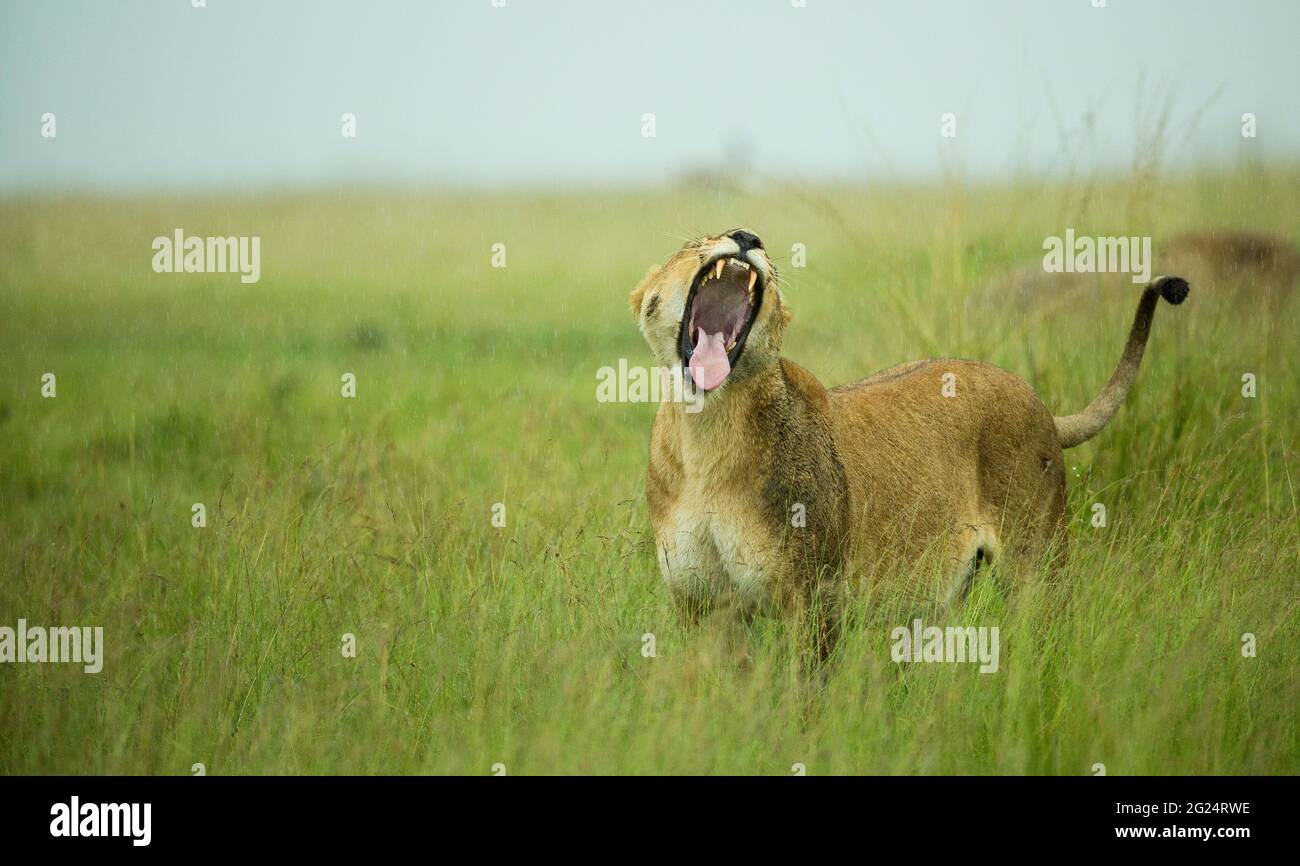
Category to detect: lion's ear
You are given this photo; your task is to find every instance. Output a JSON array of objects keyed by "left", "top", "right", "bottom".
[{"left": 629, "top": 265, "right": 661, "bottom": 319}]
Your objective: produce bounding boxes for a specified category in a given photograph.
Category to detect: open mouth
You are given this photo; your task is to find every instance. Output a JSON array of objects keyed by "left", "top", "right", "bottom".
[{"left": 679, "top": 255, "right": 765, "bottom": 391}]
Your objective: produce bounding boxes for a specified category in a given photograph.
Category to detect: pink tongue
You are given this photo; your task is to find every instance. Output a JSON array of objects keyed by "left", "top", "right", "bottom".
[{"left": 688, "top": 329, "right": 731, "bottom": 391}]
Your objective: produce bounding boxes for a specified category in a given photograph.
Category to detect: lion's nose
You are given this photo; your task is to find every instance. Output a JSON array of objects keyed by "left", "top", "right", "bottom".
[{"left": 729, "top": 230, "right": 764, "bottom": 253}]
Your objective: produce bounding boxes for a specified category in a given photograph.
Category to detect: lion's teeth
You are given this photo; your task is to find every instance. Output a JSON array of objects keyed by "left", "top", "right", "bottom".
[
  {"left": 747, "top": 269, "right": 758, "bottom": 297},
  {"left": 737, "top": 259, "right": 750, "bottom": 270},
  {"left": 715, "top": 259, "right": 725, "bottom": 280},
  {"left": 726, "top": 338, "right": 736, "bottom": 351}
]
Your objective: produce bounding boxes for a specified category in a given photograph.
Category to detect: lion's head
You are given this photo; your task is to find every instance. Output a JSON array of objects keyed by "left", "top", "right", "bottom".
[{"left": 630, "top": 229, "right": 790, "bottom": 401}]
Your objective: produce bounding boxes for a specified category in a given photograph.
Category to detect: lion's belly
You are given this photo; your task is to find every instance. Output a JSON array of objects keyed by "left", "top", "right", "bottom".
[{"left": 654, "top": 499, "right": 777, "bottom": 612}]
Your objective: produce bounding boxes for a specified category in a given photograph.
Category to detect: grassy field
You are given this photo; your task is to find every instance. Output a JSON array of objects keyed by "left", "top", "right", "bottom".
[{"left": 1, "top": 165, "right": 1296, "bottom": 775}]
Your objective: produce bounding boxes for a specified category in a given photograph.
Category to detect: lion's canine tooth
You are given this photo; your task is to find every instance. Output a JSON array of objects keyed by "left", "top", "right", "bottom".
[
  {"left": 747, "top": 269, "right": 758, "bottom": 296},
  {"left": 715, "top": 259, "right": 725, "bottom": 280},
  {"left": 726, "top": 338, "right": 736, "bottom": 351}
]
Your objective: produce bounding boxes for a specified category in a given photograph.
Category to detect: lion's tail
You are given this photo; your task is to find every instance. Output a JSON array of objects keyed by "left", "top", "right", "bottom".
[{"left": 1054, "top": 275, "right": 1189, "bottom": 449}]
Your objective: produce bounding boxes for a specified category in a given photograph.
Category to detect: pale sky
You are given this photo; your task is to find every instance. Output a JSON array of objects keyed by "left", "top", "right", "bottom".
[{"left": 2, "top": 0, "right": 1297, "bottom": 193}]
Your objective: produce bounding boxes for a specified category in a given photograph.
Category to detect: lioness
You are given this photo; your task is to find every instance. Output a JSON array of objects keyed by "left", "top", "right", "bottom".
[{"left": 630, "top": 229, "right": 1188, "bottom": 656}]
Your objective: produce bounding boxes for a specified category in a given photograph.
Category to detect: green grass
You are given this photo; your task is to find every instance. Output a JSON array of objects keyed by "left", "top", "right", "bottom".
[{"left": 1, "top": 166, "right": 1297, "bottom": 775}]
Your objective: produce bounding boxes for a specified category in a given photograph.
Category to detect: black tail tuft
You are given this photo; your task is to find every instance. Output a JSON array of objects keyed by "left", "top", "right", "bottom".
[{"left": 1155, "top": 275, "right": 1190, "bottom": 305}]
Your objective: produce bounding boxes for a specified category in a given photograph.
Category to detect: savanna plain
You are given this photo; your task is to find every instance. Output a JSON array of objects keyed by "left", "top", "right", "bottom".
[{"left": 1, "top": 165, "right": 1296, "bottom": 774}]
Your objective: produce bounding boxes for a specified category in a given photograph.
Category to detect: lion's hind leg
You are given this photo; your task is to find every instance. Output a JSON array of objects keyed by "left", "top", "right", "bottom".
[{"left": 939, "top": 521, "right": 1000, "bottom": 609}]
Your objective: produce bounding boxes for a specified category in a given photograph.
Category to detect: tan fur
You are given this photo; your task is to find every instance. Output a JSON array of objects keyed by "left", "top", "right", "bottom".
[{"left": 632, "top": 231, "right": 1187, "bottom": 656}]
